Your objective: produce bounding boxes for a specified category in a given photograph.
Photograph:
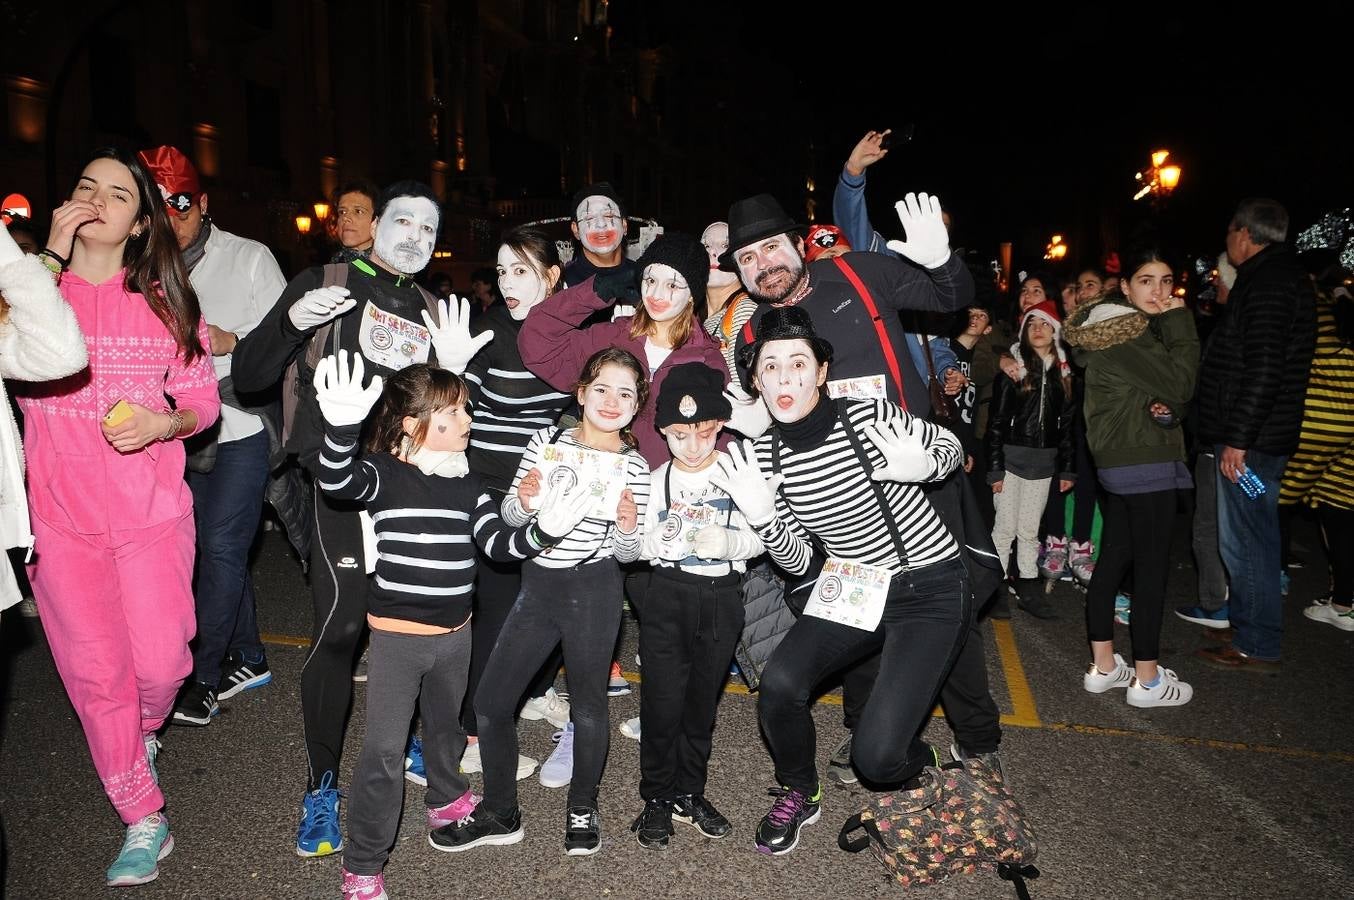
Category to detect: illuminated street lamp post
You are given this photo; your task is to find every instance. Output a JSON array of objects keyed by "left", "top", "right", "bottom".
[{"left": 1133, "top": 149, "right": 1182, "bottom": 208}]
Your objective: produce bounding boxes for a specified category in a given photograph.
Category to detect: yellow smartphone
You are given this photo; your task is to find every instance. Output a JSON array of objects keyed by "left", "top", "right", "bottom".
[{"left": 103, "top": 400, "right": 135, "bottom": 427}]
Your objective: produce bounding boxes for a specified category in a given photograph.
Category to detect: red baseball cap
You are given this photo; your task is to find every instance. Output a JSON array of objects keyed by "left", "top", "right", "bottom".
[
  {"left": 805, "top": 224, "right": 850, "bottom": 262},
  {"left": 137, "top": 145, "right": 200, "bottom": 215}
]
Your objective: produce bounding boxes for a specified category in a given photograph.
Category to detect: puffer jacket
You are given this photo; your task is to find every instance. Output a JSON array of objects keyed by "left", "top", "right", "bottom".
[
  {"left": 985, "top": 360, "right": 1076, "bottom": 482},
  {"left": 734, "top": 562, "right": 794, "bottom": 692},
  {"left": 1063, "top": 296, "right": 1198, "bottom": 467}
]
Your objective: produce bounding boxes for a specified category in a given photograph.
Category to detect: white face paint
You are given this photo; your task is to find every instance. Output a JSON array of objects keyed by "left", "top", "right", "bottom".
[
  {"left": 754, "top": 339, "right": 828, "bottom": 424},
  {"left": 575, "top": 195, "right": 624, "bottom": 254},
  {"left": 640, "top": 263, "right": 692, "bottom": 322},
  {"left": 373, "top": 196, "right": 439, "bottom": 275},
  {"left": 702, "top": 221, "right": 738, "bottom": 288},
  {"left": 735, "top": 233, "right": 806, "bottom": 303},
  {"left": 496, "top": 244, "right": 551, "bottom": 321},
  {"left": 577, "top": 362, "right": 640, "bottom": 437},
  {"left": 662, "top": 421, "right": 722, "bottom": 470}
]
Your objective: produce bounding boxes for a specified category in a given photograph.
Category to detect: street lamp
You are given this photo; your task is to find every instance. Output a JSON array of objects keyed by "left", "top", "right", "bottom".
[
  {"left": 295, "top": 215, "right": 312, "bottom": 235},
  {"left": 313, "top": 202, "right": 331, "bottom": 222},
  {"left": 1133, "top": 149, "right": 1182, "bottom": 204}
]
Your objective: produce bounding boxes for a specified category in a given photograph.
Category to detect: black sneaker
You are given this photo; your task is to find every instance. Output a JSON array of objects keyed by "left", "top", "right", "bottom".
[
  {"left": 672, "top": 794, "right": 731, "bottom": 838},
  {"left": 216, "top": 652, "right": 272, "bottom": 701},
  {"left": 1015, "top": 578, "right": 1058, "bottom": 619},
  {"left": 630, "top": 799, "right": 673, "bottom": 850},
  {"left": 754, "top": 785, "right": 820, "bottom": 855},
  {"left": 428, "top": 807, "right": 524, "bottom": 853},
  {"left": 951, "top": 742, "right": 1006, "bottom": 784},
  {"left": 171, "top": 681, "right": 218, "bottom": 726},
  {"left": 564, "top": 805, "right": 601, "bottom": 856},
  {"left": 826, "top": 733, "right": 858, "bottom": 785}
]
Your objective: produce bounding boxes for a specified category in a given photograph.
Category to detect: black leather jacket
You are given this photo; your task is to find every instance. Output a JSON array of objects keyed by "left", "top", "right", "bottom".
[{"left": 986, "top": 364, "right": 1076, "bottom": 479}]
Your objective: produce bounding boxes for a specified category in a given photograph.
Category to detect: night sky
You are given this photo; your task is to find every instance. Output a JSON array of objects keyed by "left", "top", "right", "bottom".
[{"left": 609, "top": 4, "right": 1352, "bottom": 274}]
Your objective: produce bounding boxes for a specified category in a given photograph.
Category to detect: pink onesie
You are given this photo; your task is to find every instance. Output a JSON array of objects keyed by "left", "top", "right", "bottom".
[{"left": 17, "top": 269, "right": 220, "bottom": 824}]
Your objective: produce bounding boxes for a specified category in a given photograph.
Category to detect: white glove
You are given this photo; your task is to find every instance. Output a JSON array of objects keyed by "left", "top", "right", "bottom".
[
  {"left": 724, "top": 383, "right": 772, "bottom": 439},
  {"left": 534, "top": 479, "right": 594, "bottom": 540},
  {"left": 289, "top": 285, "right": 356, "bottom": 330},
  {"left": 863, "top": 417, "right": 934, "bottom": 483},
  {"left": 0, "top": 219, "right": 24, "bottom": 267},
  {"left": 707, "top": 439, "right": 783, "bottom": 526},
  {"left": 611, "top": 303, "right": 636, "bottom": 320},
  {"left": 314, "top": 350, "right": 384, "bottom": 427},
  {"left": 691, "top": 525, "right": 732, "bottom": 560},
  {"left": 886, "top": 193, "right": 951, "bottom": 269},
  {"left": 422, "top": 296, "right": 493, "bottom": 375}
]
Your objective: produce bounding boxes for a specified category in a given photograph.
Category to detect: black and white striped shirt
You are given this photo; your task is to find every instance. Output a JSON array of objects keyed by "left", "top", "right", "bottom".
[
  {"left": 319, "top": 422, "right": 545, "bottom": 628},
  {"left": 464, "top": 305, "right": 572, "bottom": 492},
  {"left": 752, "top": 399, "right": 961, "bottom": 576},
  {"left": 503, "top": 427, "right": 651, "bottom": 569}
]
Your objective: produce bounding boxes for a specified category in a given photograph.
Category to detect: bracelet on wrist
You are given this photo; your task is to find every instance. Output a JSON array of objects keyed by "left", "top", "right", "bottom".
[
  {"left": 38, "top": 248, "right": 69, "bottom": 268},
  {"left": 36, "top": 252, "right": 63, "bottom": 276},
  {"left": 161, "top": 410, "right": 184, "bottom": 442}
]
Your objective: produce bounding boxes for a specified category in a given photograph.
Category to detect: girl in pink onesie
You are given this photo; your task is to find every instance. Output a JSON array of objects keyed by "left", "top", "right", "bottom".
[{"left": 15, "top": 148, "right": 220, "bottom": 888}]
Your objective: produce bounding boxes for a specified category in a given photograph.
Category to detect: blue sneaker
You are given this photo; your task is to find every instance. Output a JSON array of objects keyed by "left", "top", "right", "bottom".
[
  {"left": 296, "top": 772, "right": 343, "bottom": 857},
  {"left": 1114, "top": 593, "right": 1132, "bottom": 626},
  {"left": 1174, "top": 604, "right": 1230, "bottom": 629},
  {"left": 106, "top": 812, "right": 173, "bottom": 886},
  {"left": 405, "top": 734, "right": 426, "bottom": 786},
  {"left": 1279, "top": 571, "right": 1290, "bottom": 596}
]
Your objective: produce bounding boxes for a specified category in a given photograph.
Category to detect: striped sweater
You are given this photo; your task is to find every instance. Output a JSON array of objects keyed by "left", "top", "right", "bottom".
[
  {"left": 464, "top": 304, "right": 571, "bottom": 492},
  {"left": 318, "top": 422, "right": 546, "bottom": 628},
  {"left": 503, "top": 426, "right": 650, "bottom": 568},
  {"left": 751, "top": 399, "right": 961, "bottom": 576}
]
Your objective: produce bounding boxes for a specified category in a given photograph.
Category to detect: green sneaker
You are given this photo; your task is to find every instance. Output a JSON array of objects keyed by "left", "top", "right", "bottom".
[{"left": 106, "top": 812, "right": 173, "bottom": 886}]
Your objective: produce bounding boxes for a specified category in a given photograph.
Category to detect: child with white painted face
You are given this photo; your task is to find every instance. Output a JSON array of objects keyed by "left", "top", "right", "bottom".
[
  {"left": 433, "top": 348, "right": 652, "bottom": 858},
  {"left": 701, "top": 220, "right": 759, "bottom": 378},
  {"left": 712, "top": 306, "right": 968, "bottom": 857},
  {"left": 628, "top": 362, "right": 765, "bottom": 850},
  {"left": 561, "top": 182, "right": 638, "bottom": 289}
]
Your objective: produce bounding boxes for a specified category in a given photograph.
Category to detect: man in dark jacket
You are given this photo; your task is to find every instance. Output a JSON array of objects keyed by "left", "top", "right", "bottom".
[{"left": 1195, "top": 198, "right": 1317, "bottom": 673}]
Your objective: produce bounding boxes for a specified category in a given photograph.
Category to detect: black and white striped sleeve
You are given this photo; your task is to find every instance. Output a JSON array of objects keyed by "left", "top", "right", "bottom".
[
  {"left": 471, "top": 491, "right": 546, "bottom": 562},
  {"left": 611, "top": 452, "right": 652, "bottom": 563},
  {"left": 501, "top": 428, "right": 548, "bottom": 526},
  {"left": 317, "top": 422, "right": 382, "bottom": 501}
]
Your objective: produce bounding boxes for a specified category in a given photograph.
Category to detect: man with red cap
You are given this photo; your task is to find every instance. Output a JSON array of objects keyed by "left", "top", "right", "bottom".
[{"left": 137, "top": 145, "right": 287, "bottom": 729}]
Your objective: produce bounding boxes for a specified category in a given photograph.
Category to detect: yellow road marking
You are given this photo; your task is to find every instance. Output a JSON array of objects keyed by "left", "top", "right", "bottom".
[{"left": 991, "top": 619, "right": 1041, "bottom": 727}]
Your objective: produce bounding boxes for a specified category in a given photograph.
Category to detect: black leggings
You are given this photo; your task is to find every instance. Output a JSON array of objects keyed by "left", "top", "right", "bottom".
[
  {"left": 300, "top": 485, "right": 370, "bottom": 790},
  {"left": 1086, "top": 489, "right": 1176, "bottom": 660},
  {"left": 1322, "top": 505, "right": 1354, "bottom": 604}
]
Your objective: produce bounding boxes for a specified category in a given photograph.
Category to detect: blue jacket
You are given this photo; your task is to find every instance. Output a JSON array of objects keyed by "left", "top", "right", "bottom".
[{"left": 833, "top": 168, "right": 896, "bottom": 258}]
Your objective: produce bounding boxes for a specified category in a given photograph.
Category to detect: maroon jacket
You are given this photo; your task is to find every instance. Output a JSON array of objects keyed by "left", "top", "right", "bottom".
[{"left": 518, "top": 276, "right": 729, "bottom": 468}]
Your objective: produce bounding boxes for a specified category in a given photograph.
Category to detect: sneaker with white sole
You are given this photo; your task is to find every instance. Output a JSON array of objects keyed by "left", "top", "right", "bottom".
[
  {"left": 1068, "top": 540, "right": 1096, "bottom": 586},
  {"left": 564, "top": 804, "right": 601, "bottom": 856},
  {"left": 428, "top": 806, "right": 524, "bottom": 853},
  {"left": 1175, "top": 604, "right": 1230, "bottom": 629},
  {"left": 1038, "top": 536, "right": 1069, "bottom": 580},
  {"left": 1126, "top": 667, "right": 1193, "bottom": 708},
  {"left": 170, "top": 681, "right": 218, "bottom": 727},
  {"left": 1083, "top": 653, "right": 1133, "bottom": 693},
  {"left": 426, "top": 788, "right": 482, "bottom": 830},
  {"left": 540, "top": 722, "right": 574, "bottom": 788},
  {"left": 608, "top": 661, "right": 630, "bottom": 696},
  {"left": 216, "top": 652, "right": 272, "bottom": 701},
  {"left": 106, "top": 812, "right": 173, "bottom": 886},
  {"left": 620, "top": 716, "right": 641, "bottom": 741},
  {"left": 460, "top": 741, "right": 537, "bottom": 780},
  {"left": 1114, "top": 592, "right": 1132, "bottom": 626},
  {"left": 405, "top": 735, "right": 426, "bottom": 786},
  {"left": 340, "top": 868, "right": 387, "bottom": 900},
  {"left": 520, "top": 687, "right": 571, "bottom": 729},
  {"left": 1304, "top": 597, "right": 1354, "bottom": 632}
]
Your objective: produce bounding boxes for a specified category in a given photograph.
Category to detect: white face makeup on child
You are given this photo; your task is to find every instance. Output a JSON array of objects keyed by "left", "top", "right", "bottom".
[
  {"left": 755, "top": 339, "right": 828, "bottom": 424},
  {"left": 574, "top": 196, "right": 624, "bottom": 255},
  {"left": 404, "top": 400, "right": 473, "bottom": 454},
  {"left": 662, "top": 420, "right": 722, "bottom": 471},
  {"left": 578, "top": 362, "right": 640, "bottom": 440},
  {"left": 702, "top": 221, "right": 739, "bottom": 289},
  {"left": 373, "top": 196, "right": 440, "bottom": 275},
  {"left": 496, "top": 244, "right": 557, "bottom": 321},
  {"left": 640, "top": 263, "right": 692, "bottom": 322}
]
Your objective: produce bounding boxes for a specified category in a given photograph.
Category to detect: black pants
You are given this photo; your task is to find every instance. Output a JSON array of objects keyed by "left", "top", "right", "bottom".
[
  {"left": 1322, "top": 505, "right": 1354, "bottom": 604},
  {"left": 301, "top": 484, "right": 370, "bottom": 789},
  {"left": 637, "top": 568, "right": 744, "bottom": 801},
  {"left": 476, "top": 559, "right": 622, "bottom": 814},
  {"left": 460, "top": 549, "right": 562, "bottom": 736},
  {"left": 759, "top": 558, "right": 971, "bottom": 793},
  {"left": 1086, "top": 489, "right": 1176, "bottom": 659}
]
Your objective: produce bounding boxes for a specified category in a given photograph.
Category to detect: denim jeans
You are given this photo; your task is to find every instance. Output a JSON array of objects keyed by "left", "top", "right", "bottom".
[
  {"left": 758, "top": 557, "right": 971, "bottom": 793},
  {"left": 186, "top": 429, "right": 270, "bottom": 685},
  {"left": 1192, "top": 452, "right": 1229, "bottom": 611},
  {"left": 1215, "top": 446, "right": 1288, "bottom": 661}
]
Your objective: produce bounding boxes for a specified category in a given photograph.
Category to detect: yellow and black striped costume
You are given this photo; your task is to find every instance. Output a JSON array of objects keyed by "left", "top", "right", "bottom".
[{"left": 1280, "top": 288, "right": 1354, "bottom": 509}]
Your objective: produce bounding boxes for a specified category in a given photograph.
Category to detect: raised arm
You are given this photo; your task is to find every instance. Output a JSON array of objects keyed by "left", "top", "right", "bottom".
[{"left": 516, "top": 277, "right": 619, "bottom": 391}]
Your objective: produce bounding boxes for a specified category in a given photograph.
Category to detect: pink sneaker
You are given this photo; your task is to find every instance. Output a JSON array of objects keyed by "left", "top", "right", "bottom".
[
  {"left": 427, "top": 788, "right": 481, "bottom": 829},
  {"left": 341, "top": 868, "right": 388, "bottom": 900}
]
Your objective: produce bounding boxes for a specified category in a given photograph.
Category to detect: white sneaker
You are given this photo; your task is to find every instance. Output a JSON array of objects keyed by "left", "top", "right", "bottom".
[
  {"left": 460, "top": 741, "right": 537, "bottom": 781},
  {"left": 1083, "top": 653, "right": 1132, "bottom": 693},
  {"left": 620, "top": 716, "right": 641, "bottom": 741},
  {"left": 540, "top": 722, "right": 574, "bottom": 788},
  {"left": 519, "top": 687, "right": 571, "bottom": 728},
  {"left": 1304, "top": 597, "right": 1354, "bottom": 632},
  {"left": 1126, "top": 667, "right": 1193, "bottom": 708}
]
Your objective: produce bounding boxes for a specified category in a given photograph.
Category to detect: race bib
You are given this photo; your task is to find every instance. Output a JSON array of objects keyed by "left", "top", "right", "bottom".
[
  {"left": 826, "top": 374, "right": 887, "bottom": 400},
  {"left": 536, "top": 443, "right": 628, "bottom": 521},
  {"left": 654, "top": 500, "right": 720, "bottom": 561},
  {"left": 802, "top": 558, "right": 892, "bottom": 631},
  {"left": 357, "top": 301, "right": 431, "bottom": 372}
]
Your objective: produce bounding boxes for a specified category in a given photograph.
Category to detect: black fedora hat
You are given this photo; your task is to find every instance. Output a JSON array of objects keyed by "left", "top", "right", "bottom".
[
  {"left": 737, "top": 305, "right": 834, "bottom": 383},
  {"left": 718, "top": 194, "right": 805, "bottom": 271}
]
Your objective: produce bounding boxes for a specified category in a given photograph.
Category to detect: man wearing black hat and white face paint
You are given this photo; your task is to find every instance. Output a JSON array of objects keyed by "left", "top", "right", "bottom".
[
  {"left": 563, "top": 182, "right": 638, "bottom": 289},
  {"left": 729, "top": 192, "right": 973, "bottom": 416}
]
